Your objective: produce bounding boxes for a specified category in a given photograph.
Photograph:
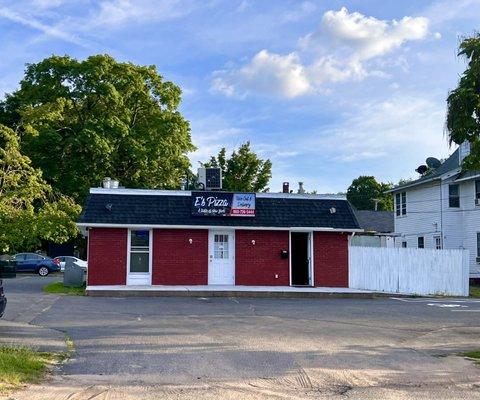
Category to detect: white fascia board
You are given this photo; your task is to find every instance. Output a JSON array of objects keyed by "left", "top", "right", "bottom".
[
  {"left": 454, "top": 173, "right": 480, "bottom": 183},
  {"left": 89, "top": 187, "right": 347, "bottom": 201},
  {"left": 76, "top": 222, "right": 363, "bottom": 233},
  {"left": 385, "top": 177, "right": 440, "bottom": 193}
]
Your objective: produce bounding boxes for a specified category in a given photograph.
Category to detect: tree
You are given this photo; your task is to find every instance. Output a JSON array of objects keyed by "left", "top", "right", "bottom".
[
  {"left": 446, "top": 34, "right": 480, "bottom": 170},
  {"left": 0, "top": 125, "right": 80, "bottom": 253},
  {"left": 0, "top": 54, "right": 194, "bottom": 202},
  {"left": 203, "top": 142, "right": 272, "bottom": 192},
  {"left": 346, "top": 176, "right": 393, "bottom": 211}
]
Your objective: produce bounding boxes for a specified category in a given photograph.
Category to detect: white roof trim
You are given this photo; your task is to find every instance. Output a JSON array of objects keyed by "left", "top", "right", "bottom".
[
  {"left": 89, "top": 187, "right": 347, "bottom": 200},
  {"left": 77, "top": 222, "right": 362, "bottom": 233},
  {"left": 455, "top": 173, "right": 480, "bottom": 183}
]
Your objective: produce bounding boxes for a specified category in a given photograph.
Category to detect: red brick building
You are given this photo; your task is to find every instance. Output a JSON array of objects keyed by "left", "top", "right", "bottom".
[{"left": 78, "top": 188, "right": 361, "bottom": 290}]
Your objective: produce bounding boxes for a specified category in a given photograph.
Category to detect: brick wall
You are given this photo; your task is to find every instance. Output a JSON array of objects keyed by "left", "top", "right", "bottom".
[
  {"left": 235, "top": 230, "right": 289, "bottom": 286},
  {"left": 313, "top": 232, "right": 349, "bottom": 287},
  {"left": 152, "top": 229, "right": 208, "bottom": 285},
  {"left": 87, "top": 228, "right": 127, "bottom": 285}
]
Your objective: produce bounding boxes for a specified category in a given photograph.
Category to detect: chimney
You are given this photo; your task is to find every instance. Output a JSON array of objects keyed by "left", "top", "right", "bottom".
[
  {"left": 298, "top": 182, "right": 305, "bottom": 194},
  {"left": 459, "top": 141, "right": 471, "bottom": 164},
  {"left": 282, "top": 182, "right": 290, "bottom": 193}
]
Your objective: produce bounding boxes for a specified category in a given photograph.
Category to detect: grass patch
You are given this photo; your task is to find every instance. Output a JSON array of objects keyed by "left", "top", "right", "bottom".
[
  {"left": 462, "top": 350, "right": 480, "bottom": 364},
  {"left": 470, "top": 286, "right": 480, "bottom": 298},
  {"left": 0, "top": 346, "right": 62, "bottom": 392},
  {"left": 43, "top": 281, "right": 85, "bottom": 296}
]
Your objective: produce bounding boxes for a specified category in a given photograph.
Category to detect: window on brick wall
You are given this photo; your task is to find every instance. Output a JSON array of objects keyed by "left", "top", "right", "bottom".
[{"left": 129, "top": 230, "right": 150, "bottom": 272}]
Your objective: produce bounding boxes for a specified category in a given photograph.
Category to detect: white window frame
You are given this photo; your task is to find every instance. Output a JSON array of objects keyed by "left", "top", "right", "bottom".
[
  {"left": 448, "top": 184, "right": 460, "bottom": 208},
  {"left": 126, "top": 228, "right": 152, "bottom": 285},
  {"left": 475, "top": 180, "right": 480, "bottom": 206},
  {"left": 417, "top": 236, "right": 424, "bottom": 249},
  {"left": 434, "top": 236, "right": 442, "bottom": 250},
  {"left": 288, "top": 230, "right": 314, "bottom": 287},
  {"left": 395, "top": 192, "right": 407, "bottom": 217}
]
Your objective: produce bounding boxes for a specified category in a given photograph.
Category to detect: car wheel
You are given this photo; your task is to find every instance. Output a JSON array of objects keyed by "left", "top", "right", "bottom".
[{"left": 38, "top": 266, "right": 49, "bottom": 276}]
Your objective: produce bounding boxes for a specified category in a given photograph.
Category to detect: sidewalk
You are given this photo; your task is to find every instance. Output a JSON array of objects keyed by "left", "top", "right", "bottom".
[
  {"left": 0, "top": 320, "right": 68, "bottom": 353},
  {"left": 87, "top": 284, "right": 388, "bottom": 298}
]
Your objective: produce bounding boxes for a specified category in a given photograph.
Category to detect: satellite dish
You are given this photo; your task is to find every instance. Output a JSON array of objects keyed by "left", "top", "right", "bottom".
[
  {"left": 426, "top": 157, "right": 441, "bottom": 169},
  {"left": 416, "top": 165, "right": 428, "bottom": 175}
]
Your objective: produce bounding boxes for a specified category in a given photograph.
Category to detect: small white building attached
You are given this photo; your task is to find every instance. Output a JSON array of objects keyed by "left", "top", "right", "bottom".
[{"left": 387, "top": 142, "right": 480, "bottom": 279}]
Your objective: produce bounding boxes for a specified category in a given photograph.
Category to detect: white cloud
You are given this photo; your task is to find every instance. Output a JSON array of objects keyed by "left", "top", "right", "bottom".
[
  {"left": 213, "top": 50, "right": 311, "bottom": 98},
  {"left": 311, "top": 94, "right": 448, "bottom": 167},
  {"left": 212, "top": 7, "right": 432, "bottom": 98},
  {"left": 88, "top": 0, "right": 196, "bottom": 27},
  {"left": 0, "top": 6, "right": 88, "bottom": 47}
]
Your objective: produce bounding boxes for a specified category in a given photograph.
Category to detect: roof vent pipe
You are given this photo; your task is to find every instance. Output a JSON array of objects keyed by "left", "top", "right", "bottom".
[
  {"left": 282, "top": 182, "right": 290, "bottom": 193},
  {"left": 102, "top": 177, "right": 119, "bottom": 189},
  {"left": 298, "top": 182, "right": 305, "bottom": 194},
  {"left": 102, "top": 177, "right": 111, "bottom": 188}
]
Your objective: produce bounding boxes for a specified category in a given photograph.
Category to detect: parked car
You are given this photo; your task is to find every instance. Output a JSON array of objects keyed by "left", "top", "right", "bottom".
[
  {"left": 0, "top": 255, "right": 16, "bottom": 318},
  {"left": 0, "top": 280, "right": 6, "bottom": 318},
  {"left": 14, "top": 253, "right": 61, "bottom": 276},
  {"left": 53, "top": 256, "right": 87, "bottom": 272}
]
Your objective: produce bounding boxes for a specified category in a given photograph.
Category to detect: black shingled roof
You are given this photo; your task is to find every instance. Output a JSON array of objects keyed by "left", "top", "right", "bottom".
[
  {"left": 354, "top": 210, "right": 394, "bottom": 233},
  {"left": 79, "top": 191, "right": 361, "bottom": 230}
]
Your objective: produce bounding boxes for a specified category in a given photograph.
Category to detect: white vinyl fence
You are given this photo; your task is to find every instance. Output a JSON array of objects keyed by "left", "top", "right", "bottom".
[{"left": 349, "top": 246, "right": 469, "bottom": 296}]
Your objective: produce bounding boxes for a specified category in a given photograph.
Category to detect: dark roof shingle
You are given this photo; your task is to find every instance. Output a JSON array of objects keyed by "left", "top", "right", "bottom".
[
  {"left": 354, "top": 210, "right": 394, "bottom": 233},
  {"left": 79, "top": 191, "right": 361, "bottom": 230}
]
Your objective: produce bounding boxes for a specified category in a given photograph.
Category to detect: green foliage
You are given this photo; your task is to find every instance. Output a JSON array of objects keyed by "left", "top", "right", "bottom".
[
  {"left": 0, "top": 125, "right": 80, "bottom": 253},
  {"left": 346, "top": 175, "right": 393, "bottom": 211},
  {"left": 462, "top": 349, "right": 480, "bottom": 364},
  {"left": 43, "top": 281, "right": 85, "bottom": 296},
  {"left": 446, "top": 34, "right": 480, "bottom": 170},
  {"left": 470, "top": 286, "right": 480, "bottom": 298},
  {"left": 0, "top": 346, "right": 60, "bottom": 392},
  {"left": 203, "top": 142, "right": 272, "bottom": 192},
  {"left": 0, "top": 54, "right": 194, "bottom": 202}
]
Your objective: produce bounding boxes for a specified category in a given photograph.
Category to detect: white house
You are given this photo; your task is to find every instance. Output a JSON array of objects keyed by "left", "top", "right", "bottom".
[{"left": 387, "top": 142, "right": 480, "bottom": 279}]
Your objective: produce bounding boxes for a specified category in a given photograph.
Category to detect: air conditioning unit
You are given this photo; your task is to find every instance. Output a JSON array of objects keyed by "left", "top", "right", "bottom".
[
  {"left": 475, "top": 197, "right": 480, "bottom": 206},
  {"left": 197, "top": 167, "right": 222, "bottom": 190}
]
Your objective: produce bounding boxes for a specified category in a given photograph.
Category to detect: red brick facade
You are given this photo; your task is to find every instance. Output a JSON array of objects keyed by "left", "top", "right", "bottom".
[
  {"left": 313, "top": 232, "right": 349, "bottom": 287},
  {"left": 87, "top": 228, "right": 349, "bottom": 288},
  {"left": 152, "top": 229, "right": 208, "bottom": 285},
  {"left": 235, "top": 230, "right": 290, "bottom": 285},
  {"left": 87, "top": 228, "right": 127, "bottom": 285}
]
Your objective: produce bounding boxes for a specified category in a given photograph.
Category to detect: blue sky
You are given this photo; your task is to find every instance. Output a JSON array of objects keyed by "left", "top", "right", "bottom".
[{"left": 0, "top": 0, "right": 479, "bottom": 193}]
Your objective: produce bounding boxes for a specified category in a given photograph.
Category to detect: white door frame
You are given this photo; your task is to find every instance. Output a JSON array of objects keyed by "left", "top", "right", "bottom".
[
  {"left": 289, "top": 230, "right": 314, "bottom": 287},
  {"left": 208, "top": 229, "right": 235, "bottom": 285},
  {"left": 126, "top": 228, "right": 152, "bottom": 286}
]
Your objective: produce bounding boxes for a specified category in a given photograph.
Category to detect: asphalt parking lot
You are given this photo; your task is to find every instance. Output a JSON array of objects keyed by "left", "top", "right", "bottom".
[{"left": 1, "top": 275, "right": 480, "bottom": 399}]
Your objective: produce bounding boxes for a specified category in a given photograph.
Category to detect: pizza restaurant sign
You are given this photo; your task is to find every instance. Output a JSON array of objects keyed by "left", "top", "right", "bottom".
[{"left": 191, "top": 191, "right": 256, "bottom": 217}]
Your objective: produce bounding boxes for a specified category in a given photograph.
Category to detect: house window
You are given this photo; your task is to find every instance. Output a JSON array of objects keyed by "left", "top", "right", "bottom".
[
  {"left": 401, "top": 241, "right": 407, "bottom": 248},
  {"left": 477, "top": 233, "right": 480, "bottom": 263},
  {"left": 395, "top": 192, "right": 407, "bottom": 216},
  {"left": 214, "top": 234, "right": 229, "bottom": 259},
  {"left": 434, "top": 236, "right": 442, "bottom": 250},
  {"left": 449, "top": 184, "right": 460, "bottom": 208},
  {"left": 129, "top": 230, "right": 150, "bottom": 273},
  {"left": 418, "top": 236, "right": 424, "bottom": 249},
  {"left": 475, "top": 180, "right": 480, "bottom": 205}
]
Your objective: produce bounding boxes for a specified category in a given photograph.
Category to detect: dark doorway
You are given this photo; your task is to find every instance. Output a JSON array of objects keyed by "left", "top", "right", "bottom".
[{"left": 291, "top": 232, "right": 311, "bottom": 286}]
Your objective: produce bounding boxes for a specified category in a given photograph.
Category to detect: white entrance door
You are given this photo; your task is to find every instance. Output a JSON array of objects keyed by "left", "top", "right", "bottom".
[
  {"left": 127, "top": 229, "right": 152, "bottom": 286},
  {"left": 208, "top": 230, "right": 235, "bottom": 285}
]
